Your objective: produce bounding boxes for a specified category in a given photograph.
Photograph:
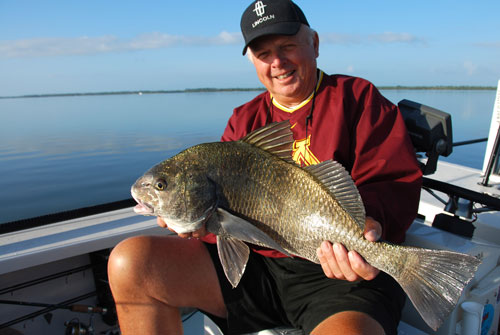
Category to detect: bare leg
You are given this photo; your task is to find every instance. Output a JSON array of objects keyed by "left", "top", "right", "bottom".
[
  {"left": 311, "top": 311, "right": 385, "bottom": 335},
  {"left": 108, "top": 235, "right": 226, "bottom": 335}
]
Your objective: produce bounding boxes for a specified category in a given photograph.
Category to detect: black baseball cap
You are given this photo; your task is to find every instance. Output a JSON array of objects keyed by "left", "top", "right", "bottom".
[{"left": 240, "top": 0, "right": 309, "bottom": 55}]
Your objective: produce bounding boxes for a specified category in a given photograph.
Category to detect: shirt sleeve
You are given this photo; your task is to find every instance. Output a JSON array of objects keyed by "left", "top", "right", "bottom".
[
  {"left": 350, "top": 83, "right": 422, "bottom": 243},
  {"left": 221, "top": 112, "right": 241, "bottom": 142},
  {"left": 221, "top": 91, "right": 269, "bottom": 142}
]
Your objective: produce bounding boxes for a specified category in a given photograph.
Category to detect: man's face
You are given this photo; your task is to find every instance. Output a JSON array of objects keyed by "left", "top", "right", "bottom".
[{"left": 248, "top": 26, "right": 319, "bottom": 107}]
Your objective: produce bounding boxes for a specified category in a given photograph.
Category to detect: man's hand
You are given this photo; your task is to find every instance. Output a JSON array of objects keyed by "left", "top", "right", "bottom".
[
  {"left": 316, "top": 217, "right": 381, "bottom": 281},
  {"left": 156, "top": 217, "right": 208, "bottom": 239}
]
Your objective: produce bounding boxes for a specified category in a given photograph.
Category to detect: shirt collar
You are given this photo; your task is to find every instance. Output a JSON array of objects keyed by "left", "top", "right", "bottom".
[{"left": 271, "top": 70, "right": 323, "bottom": 113}]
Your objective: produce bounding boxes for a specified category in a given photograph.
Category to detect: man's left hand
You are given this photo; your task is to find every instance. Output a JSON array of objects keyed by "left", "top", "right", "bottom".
[{"left": 316, "top": 217, "right": 381, "bottom": 281}]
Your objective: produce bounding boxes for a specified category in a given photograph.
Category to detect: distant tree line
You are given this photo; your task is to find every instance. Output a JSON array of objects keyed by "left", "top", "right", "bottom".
[{"left": 0, "top": 86, "right": 496, "bottom": 99}]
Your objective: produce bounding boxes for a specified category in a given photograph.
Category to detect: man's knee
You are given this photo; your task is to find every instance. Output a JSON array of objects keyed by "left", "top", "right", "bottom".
[
  {"left": 108, "top": 235, "right": 156, "bottom": 291},
  {"left": 312, "top": 311, "right": 385, "bottom": 335}
]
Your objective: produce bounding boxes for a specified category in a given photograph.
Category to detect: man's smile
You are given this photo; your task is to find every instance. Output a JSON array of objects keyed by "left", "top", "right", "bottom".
[{"left": 274, "top": 70, "right": 295, "bottom": 80}]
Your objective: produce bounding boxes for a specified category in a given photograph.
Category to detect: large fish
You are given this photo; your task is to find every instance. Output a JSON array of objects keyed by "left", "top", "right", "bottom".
[{"left": 131, "top": 121, "right": 481, "bottom": 331}]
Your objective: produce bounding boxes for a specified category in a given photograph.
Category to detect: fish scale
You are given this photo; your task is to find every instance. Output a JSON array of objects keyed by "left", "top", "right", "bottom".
[
  {"left": 131, "top": 121, "right": 481, "bottom": 331},
  {"left": 204, "top": 139, "right": 369, "bottom": 263}
]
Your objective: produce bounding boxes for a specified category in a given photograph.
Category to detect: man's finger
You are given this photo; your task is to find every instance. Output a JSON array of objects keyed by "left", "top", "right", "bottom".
[
  {"left": 364, "top": 217, "right": 382, "bottom": 242},
  {"left": 348, "top": 251, "right": 379, "bottom": 281},
  {"left": 317, "top": 246, "right": 334, "bottom": 278},
  {"left": 156, "top": 217, "right": 168, "bottom": 228},
  {"left": 317, "top": 241, "right": 344, "bottom": 279},
  {"left": 333, "top": 243, "right": 358, "bottom": 281}
]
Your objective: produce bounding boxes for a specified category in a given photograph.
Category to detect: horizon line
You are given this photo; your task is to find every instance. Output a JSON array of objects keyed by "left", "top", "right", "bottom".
[{"left": 0, "top": 85, "right": 497, "bottom": 99}]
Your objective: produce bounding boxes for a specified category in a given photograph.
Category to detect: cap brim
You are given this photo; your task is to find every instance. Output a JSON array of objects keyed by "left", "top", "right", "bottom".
[{"left": 242, "top": 21, "right": 302, "bottom": 55}]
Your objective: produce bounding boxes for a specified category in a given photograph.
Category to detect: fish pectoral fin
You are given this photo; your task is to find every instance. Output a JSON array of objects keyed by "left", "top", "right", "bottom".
[
  {"left": 216, "top": 235, "right": 250, "bottom": 288},
  {"left": 217, "top": 208, "right": 291, "bottom": 257}
]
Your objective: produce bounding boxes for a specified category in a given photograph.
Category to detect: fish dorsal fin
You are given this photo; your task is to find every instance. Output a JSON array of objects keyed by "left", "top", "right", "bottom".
[
  {"left": 240, "top": 121, "right": 295, "bottom": 164},
  {"left": 305, "top": 160, "right": 366, "bottom": 230}
]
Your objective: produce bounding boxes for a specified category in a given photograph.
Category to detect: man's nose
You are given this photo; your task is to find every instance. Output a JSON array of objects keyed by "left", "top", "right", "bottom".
[{"left": 271, "top": 51, "right": 287, "bottom": 67}]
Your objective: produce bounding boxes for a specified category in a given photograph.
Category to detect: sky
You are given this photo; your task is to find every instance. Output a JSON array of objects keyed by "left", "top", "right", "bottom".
[{"left": 1, "top": 0, "right": 499, "bottom": 96}]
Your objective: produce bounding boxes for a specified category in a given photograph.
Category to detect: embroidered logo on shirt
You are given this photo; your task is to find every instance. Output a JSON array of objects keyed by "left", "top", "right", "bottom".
[{"left": 292, "top": 136, "right": 320, "bottom": 166}]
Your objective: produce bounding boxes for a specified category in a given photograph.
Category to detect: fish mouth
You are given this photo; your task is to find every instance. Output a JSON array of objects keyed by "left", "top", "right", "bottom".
[{"left": 132, "top": 196, "right": 154, "bottom": 215}]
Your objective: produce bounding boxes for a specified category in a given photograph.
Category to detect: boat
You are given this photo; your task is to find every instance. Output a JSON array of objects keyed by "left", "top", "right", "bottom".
[{"left": 1, "top": 81, "right": 499, "bottom": 335}]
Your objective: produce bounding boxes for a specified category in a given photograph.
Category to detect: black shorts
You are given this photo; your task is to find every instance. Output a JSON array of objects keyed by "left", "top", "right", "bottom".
[{"left": 202, "top": 242, "right": 405, "bottom": 335}]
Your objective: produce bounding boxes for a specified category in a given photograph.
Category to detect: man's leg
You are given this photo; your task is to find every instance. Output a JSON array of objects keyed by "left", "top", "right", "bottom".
[
  {"left": 107, "top": 235, "right": 226, "bottom": 334},
  {"left": 311, "top": 311, "right": 385, "bottom": 335}
]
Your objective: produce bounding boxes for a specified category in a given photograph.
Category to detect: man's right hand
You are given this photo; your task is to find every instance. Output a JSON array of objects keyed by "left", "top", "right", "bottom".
[
  {"left": 156, "top": 217, "right": 208, "bottom": 239},
  {"left": 316, "top": 217, "right": 381, "bottom": 281}
]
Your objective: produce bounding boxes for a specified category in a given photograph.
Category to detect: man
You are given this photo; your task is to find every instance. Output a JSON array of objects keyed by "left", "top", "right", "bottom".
[{"left": 108, "top": 1, "right": 422, "bottom": 334}]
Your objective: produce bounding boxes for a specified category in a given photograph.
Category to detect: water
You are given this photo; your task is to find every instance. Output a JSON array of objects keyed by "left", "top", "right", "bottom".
[
  {"left": 0, "top": 89, "right": 497, "bottom": 224},
  {"left": 381, "top": 89, "right": 496, "bottom": 168}
]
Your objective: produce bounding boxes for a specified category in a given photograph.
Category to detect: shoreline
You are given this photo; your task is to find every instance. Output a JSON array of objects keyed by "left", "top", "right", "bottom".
[{"left": 0, "top": 85, "right": 496, "bottom": 99}]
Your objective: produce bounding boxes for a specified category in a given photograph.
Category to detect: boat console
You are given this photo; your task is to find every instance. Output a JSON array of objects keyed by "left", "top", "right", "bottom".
[{"left": 399, "top": 98, "right": 453, "bottom": 176}]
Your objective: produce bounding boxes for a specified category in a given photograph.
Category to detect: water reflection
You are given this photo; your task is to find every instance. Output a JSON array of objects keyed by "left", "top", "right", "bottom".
[{"left": 0, "top": 89, "right": 496, "bottom": 223}]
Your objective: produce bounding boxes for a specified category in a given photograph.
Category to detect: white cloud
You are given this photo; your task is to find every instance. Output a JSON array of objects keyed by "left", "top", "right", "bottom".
[
  {"left": 215, "top": 31, "right": 241, "bottom": 45},
  {"left": 128, "top": 33, "right": 181, "bottom": 50},
  {"left": 0, "top": 31, "right": 243, "bottom": 58},
  {"left": 370, "top": 32, "right": 419, "bottom": 43},
  {"left": 320, "top": 33, "right": 360, "bottom": 44},
  {"left": 320, "top": 32, "right": 423, "bottom": 45},
  {"left": 0, "top": 30, "right": 424, "bottom": 58}
]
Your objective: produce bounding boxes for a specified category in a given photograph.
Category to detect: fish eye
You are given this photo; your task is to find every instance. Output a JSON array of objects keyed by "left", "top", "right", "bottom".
[{"left": 155, "top": 179, "right": 167, "bottom": 191}]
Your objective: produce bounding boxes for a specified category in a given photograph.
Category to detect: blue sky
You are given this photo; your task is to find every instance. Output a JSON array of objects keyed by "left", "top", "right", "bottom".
[{"left": 1, "top": 0, "right": 499, "bottom": 96}]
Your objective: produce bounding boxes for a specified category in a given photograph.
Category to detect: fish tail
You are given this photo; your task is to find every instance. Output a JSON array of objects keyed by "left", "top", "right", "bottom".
[{"left": 392, "top": 247, "right": 481, "bottom": 331}]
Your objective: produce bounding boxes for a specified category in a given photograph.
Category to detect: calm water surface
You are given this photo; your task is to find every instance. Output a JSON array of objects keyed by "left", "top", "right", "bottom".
[{"left": 0, "top": 89, "right": 497, "bottom": 224}]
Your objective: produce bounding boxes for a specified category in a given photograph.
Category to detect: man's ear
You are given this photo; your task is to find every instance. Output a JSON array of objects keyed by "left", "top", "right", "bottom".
[{"left": 313, "top": 31, "right": 320, "bottom": 58}]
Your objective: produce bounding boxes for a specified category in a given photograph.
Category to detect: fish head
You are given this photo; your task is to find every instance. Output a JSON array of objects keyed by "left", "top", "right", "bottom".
[{"left": 131, "top": 158, "right": 217, "bottom": 234}]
